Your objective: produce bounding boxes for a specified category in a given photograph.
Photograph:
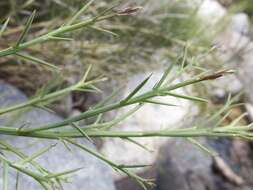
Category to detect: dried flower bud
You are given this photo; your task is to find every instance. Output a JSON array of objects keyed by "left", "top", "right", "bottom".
[
  {"left": 200, "top": 69, "right": 235, "bottom": 81},
  {"left": 116, "top": 6, "right": 143, "bottom": 16}
]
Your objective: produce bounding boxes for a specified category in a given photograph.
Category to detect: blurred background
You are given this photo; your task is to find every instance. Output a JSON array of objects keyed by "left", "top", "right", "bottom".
[{"left": 1, "top": 0, "right": 253, "bottom": 190}]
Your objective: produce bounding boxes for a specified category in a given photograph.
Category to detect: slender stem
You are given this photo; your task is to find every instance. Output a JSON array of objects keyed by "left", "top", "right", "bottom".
[
  {"left": 0, "top": 14, "right": 116, "bottom": 57},
  {"left": 0, "top": 125, "right": 251, "bottom": 139},
  {"left": 0, "top": 140, "right": 50, "bottom": 174},
  {"left": 0, "top": 86, "right": 74, "bottom": 115},
  {"left": 23, "top": 76, "right": 205, "bottom": 133},
  {"left": 0, "top": 77, "right": 103, "bottom": 115}
]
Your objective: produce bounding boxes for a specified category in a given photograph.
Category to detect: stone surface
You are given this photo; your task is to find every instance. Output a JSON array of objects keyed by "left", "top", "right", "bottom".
[
  {"left": 0, "top": 81, "right": 115, "bottom": 190},
  {"left": 197, "top": 0, "right": 226, "bottom": 23},
  {"left": 156, "top": 138, "right": 253, "bottom": 190},
  {"left": 216, "top": 12, "right": 250, "bottom": 57},
  {"left": 156, "top": 139, "right": 214, "bottom": 190},
  {"left": 230, "top": 13, "right": 250, "bottom": 35},
  {"left": 210, "top": 74, "right": 243, "bottom": 98},
  {"left": 210, "top": 11, "right": 250, "bottom": 98},
  {"left": 237, "top": 45, "right": 253, "bottom": 104},
  {"left": 245, "top": 103, "right": 253, "bottom": 121}
]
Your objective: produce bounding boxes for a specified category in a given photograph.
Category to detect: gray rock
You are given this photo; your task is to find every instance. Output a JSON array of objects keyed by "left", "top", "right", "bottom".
[
  {"left": 0, "top": 81, "right": 115, "bottom": 190},
  {"left": 197, "top": 0, "right": 226, "bottom": 23},
  {"left": 156, "top": 139, "right": 214, "bottom": 190},
  {"left": 230, "top": 13, "right": 250, "bottom": 35},
  {"left": 156, "top": 137, "right": 252, "bottom": 190},
  {"left": 245, "top": 103, "right": 253, "bottom": 122},
  {"left": 210, "top": 11, "right": 250, "bottom": 99},
  {"left": 210, "top": 74, "right": 243, "bottom": 98},
  {"left": 237, "top": 47, "right": 253, "bottom": 104}
]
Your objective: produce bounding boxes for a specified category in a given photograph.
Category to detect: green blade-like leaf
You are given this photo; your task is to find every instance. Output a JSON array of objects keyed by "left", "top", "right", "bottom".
[
  {"left": 122, "top": 137, "right": 153, "bottom": 152},
  {"left": 15, "top": 10, "right": 36, "bottom": 47},
  {"left": 48, "top": 36, "right": 73, "bottom": 41},
  {"left": 92, "top": 86, "right": 124, "bottom": 109},
  {"left": 164, "top": 92, "right": 208, "bottom": 103},
  {"left": 0, "top": 17, "right": 10, "bottom": 37},
  {"left": 16, "top": 143, "right": 56, "bottom": 165},
  {"left": 45, "top": 167, "right": 83, "bottom": 179},
  {"left": 1, "top": 158, "right": 48, "bottom": 182},
  {"left": 66, "top": 0, "right": 95, "bottom": 26},
  {"left": 71, "top": 122, "right": 93, "bottom": 143},
  {"left": 15, "top": 172, "right": 20, "bottom": 190},
  {"left": 153, "top": 64, "right": 174, "bottom": 89},
  {"left": 80, "top": 64, "right": 92, "bottom": 84},
  {"left": 187, "top": 138, "right": 218, "bottom": 157},
  {"left": 3, "top": 161, "right": 9, "bottom": 190},
  {"left": 122, "top": 74, "right": 152, "bottom": 103},
  {"left": 98, "top": 104, "right": 142, "bottom": 130},
  {"left": 143, "top": 99, "right": 178, "bottom": 107},
  {"left": 119, "top": 164, "right": 152, "bottom": 169},
  {"left": 228, "top": 113, "right": 247, "bottom": 128},
  {"left": 15, "top": 52, "right": 59, "bottom": 71},
  {"left": 90, "top": 26, "right": 118, "bottom": 36},
  {"left": 22, "top": 0, "right": 35, "bottom": 9},
  {"left": 66, "top": 139, "right": 117, "bottom": 168},
  {"left": 0, "top": 140, "right": 50, "bottom": 175}
]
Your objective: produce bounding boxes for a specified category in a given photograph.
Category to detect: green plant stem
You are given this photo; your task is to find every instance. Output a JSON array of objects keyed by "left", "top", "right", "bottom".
[
  {"left": 22, "top": 75, "right": 207, "bottom": 133},
  {"left": 0, "top": 140, "right": 50, "bottom": 174},
  {"left": 0, "top": 86, "right": 74, "bottom": 115},
  {"left": 0, "top": 14, "right": 116, "bottom": 57},
  {"left": 0, "top": 125, "right": 252, "bottom": 139},
  {"left": 0, "top": 77, "right": 103, "bottom": 115}
]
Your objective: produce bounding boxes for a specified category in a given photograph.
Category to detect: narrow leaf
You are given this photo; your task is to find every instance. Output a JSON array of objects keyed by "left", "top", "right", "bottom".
[
  {"left": 207, "top": 94, "right": 234, "bottom": 123},
  {"left": 90, "top": 26, "right": 118, "bottom": 36},
  {"left": 22, "top": 0, "right": 35, "bottom": 9},
  {"left": 15, "top": 10, "right": 36, "bottom": 47},
  {"left": 15, "top": 52, "right": 59, "bottom": 71},
  {"left": 80, "top": 64, "right": 92, "bottom": 83},
  {"left": 214, "top": 110, "right": 232, "bottom": 128},
  {"left": 92, "top": 86, "right": 124, "bottom": 109},
  {"left": 227, "top": 113, "right": 248, "bottom": 128},
  {"left": 187, "top": 138, "right": 218, "bottom": 157},
  {"left": 119, "top": 164, "right": 152, "bottom": 169},
  {"left": 66, "top": 0, "right": 95, "bottom": 26},
  {"left": 16, "top": 144, "right": 57, "bottom": 165},
  {"left": 75, "top": 88, "right": 97, "bottom": 93},
  {"left": 45, "top": 167, "right": 83, "bottom": 178},
  {"left": 66, "top": 139, "right": 117, "bottom": 168},
  {"left": 15, "top": 172, "right": 20, "bottom": 190},
  {"left": 0, "top": 17, "right": 10, "bottom": 37},
  {"left": 48, "top": 36, "right": 73, "bottom": 41},
  {"left": 122, "top": 74, "right": 152, "bottom": 103},
  {"left": 164, "top": 92, "right": 208, "bottom": 103},
  {"left": 122, "top": 137, "right": 153, "bottom": 152},
  {"left": 3, "top": 161, "right": 9, "bottom": 190},
  {"left": 99, "top": 104, "right": 142, "bottom": 130},
  {"left": 153, "top": 64, "right": 174, "bottom": 89},
  {"left": 71, "top": 122, "right": 93, "bottom": 143},
  {"left": 143, "top": 99, "right": 178, "bottom": 107}
]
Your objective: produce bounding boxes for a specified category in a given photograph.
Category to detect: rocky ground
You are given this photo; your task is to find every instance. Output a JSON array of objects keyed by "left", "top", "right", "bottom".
[{"left": 1, "top": 0, "right": 253, "bottom": 190}]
